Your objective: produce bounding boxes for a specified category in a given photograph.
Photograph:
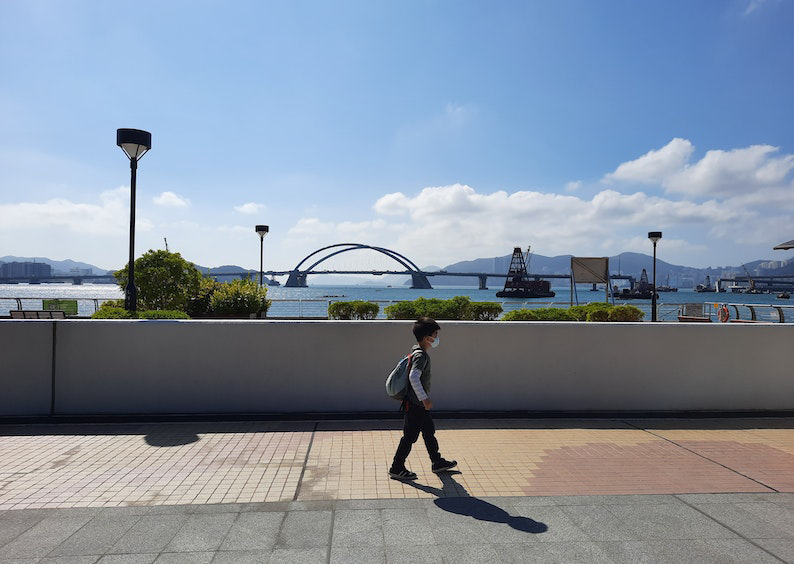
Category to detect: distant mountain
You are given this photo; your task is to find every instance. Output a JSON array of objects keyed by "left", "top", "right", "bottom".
[
  {"left": 431, "top": 252, "right": 794, "bottom": 289},
  {"left": 0, "top": 256, "right": 110, "bottom": 275}
]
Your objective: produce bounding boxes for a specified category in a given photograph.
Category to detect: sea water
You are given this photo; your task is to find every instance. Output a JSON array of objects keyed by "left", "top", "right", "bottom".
[{"left": 2, "top": 282, "right": 792, "bottom": 322}]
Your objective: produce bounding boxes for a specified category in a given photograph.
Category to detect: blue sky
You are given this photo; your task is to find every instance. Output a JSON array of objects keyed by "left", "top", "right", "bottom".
[{"left": 1, "top": 0, "right": 793, "bottom": 273}]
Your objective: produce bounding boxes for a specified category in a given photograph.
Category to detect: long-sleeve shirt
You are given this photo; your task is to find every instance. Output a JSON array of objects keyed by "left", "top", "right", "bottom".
[{"left": 406, "top": 345, "right": 431, "bottom": 404}]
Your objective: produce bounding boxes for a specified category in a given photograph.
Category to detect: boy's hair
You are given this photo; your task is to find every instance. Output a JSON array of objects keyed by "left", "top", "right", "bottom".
[{"left": 413, "top": 317, "right": 440, "bottom": 342}]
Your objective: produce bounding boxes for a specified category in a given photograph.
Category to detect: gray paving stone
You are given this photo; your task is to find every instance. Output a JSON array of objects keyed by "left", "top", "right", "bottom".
[
  {"left": 164, "top": 513, "right": 236, "bottom": 552},
  {"left": 219, "top": 511, "right": 284, "bottom": 551},
  {"left": 0, "top": 511, "right": 45, "bottom": 548},
  {"left": 267, "top": 547, "right": 327, "bottom": 563},
  {"left": 329, "top": 545, "right": 386, "bottom": 563},
  {"left": 735, "top": 501, "right": 794, "bottom": 537},
  {"left": 381, "top": 509, "right": 435, "bottom": 546},
  {"left": 210, "top": 549, "right": 273, "bottom": 563},
  {"left": 559, "top": 504, "right": 641, "bottom": 542},
  {"left": 38, "top": 557, "right": 100, "bottom": 564},
  {"left": 97, "top": 556, "right": 158, "bottom": 564},
  {"left": 753, "top": 538, "right": 794, "bottom": 562},
  {"left": 276, "top": 510, "right": 332, "bottom": 549},
  {"left": 435, "top": 543, "right": 501, "bottom": 564},
  {"left": 152, "top": 552, "right": 214, "bottom": 564},
  {"left": 492, "top": 543, "right": 550, "bottom": 563},
  {"left": 511, "top": 505, "right": 588, "bottom": 543},
  {"left": 685, "top": 502, "right": 794, "bottom": 539},
  {"left": 109, "top": 514, "right": 188, "bottom": 554},
  {"left": 513, "top": 494, "right": 678, "bottom": 507},
  {"left": 678, "top": 493, "right": 785, "bottom": 504},
  {"left": 384, "top": 544, "right": 443, "bottom": 564},
  {"left": 331, "top": 509, "right": 383, "bottom": 547},
  {"left": 605, "top": 502, "right": 738, "bottom": 540},
  {"left": 599, "top": 538, "right": 782, "bottom": 564},
  {"left": 49, "top": 513, "right": 141, "bottom": 556},
  {"left": 425, "top": 507, "right": 489, "bottom": 545},
  {"left": 541, "top": 541, "right": 615, "bottom": 564},
  {"left": 0, "top": 515, "right": 95, "bottom": 559},
  {"left": 143, "top": 505, "right": 194, "bottom": 516},
  {"left": 473, "top": 503, "right": 547, "bottom": 544}
]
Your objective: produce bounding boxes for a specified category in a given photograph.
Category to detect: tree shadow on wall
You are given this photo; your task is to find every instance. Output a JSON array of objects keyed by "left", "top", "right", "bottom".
[{"left": 403, "top": 471, "right": 548, "bottom": 534}]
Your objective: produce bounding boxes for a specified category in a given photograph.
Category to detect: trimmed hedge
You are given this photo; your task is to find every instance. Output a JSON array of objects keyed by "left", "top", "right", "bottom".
[
  {"left": 91, "top": 305, "right": 189, "bottom": 319},
  {"left": 384, "top": 296, "right": 502, "bottom": 321},
  {"left": 328, "top": 300, "right": 380, "bottom": 320},
  {"left": 502, "top": 303, "right": 644, "bottom": 322}
]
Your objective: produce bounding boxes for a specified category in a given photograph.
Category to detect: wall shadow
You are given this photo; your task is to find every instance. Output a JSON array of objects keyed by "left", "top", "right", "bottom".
[{"left": 403, "top": 472, "right": 547, "bottom": 534}]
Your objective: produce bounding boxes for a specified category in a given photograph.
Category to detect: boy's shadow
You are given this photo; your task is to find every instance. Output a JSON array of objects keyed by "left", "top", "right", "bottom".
[{"left": 403, "top": 471, "right": 547, "bottom": 534}]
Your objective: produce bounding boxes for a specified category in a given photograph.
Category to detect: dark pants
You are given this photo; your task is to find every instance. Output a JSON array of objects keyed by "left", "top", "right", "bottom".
[{"left": 391, "top": 401, "right": 441, "bottom": 469}]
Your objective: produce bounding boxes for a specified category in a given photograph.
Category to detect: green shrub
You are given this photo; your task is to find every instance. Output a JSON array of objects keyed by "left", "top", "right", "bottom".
[
  {"left": 328, "top": 300, "right": 380, "bottom": 320},
  {"left": 209, "top": 278, "right": 270, "bottom": 316},
  {"left": 138, "top": 310, "right": 190, "bottom": 319},
  {"left": 469, "top": 302, "right": 503, "bottom": 321},
  {"left": 92, "top": 305, "right": 133, "bottom": 319},
  {"left": 500, "top": 308, "right": 538, "bottom": 321},
  {"left": 384, "top": 296, "right": 501, "bottom": 320},
  {"left": 114, "top": 249, "right": 203, "bottom": 311},
  {"left": 608, "top": 305, "right": 644, "bottom": 322},
  {"left": 502, "top": 307, "right": 577, "bottom": 321},
  {"left": 569, "top": 302, "right": 612, "bottom": 321},
  {"left": 186, "top": 278, "right": 221, "bottom": 317},
  {"left": 587, "top": 308, "right": 611, "bottom": 322},
  {"left": 91, "top": 305, "right": 189, "bottom": 319}
]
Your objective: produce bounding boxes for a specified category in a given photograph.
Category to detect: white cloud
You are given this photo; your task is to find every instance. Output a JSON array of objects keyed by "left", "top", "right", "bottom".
[
  {"left": 0, "top": 187, "right": 153, "bottom": 235},
  {"left": 603, "top": 138, "right": 694, "bottom": 185},
  {"left": 234, "top": 202, "right": 265, "bottom": 215},
  {"left": 603, "top": 138, "right": 794, "bottom": 203},
  {"left": 153, "top": 191, "right": 190, "bottom": 207},
  {"left": 565, "top": 181, "right": 582, "bottom": 192},
  {"left": 290, "top": 183, "right": 755, "bottom": 267},
  {"left": 664, "top": 145, "right": 794, "bottom": 198}
]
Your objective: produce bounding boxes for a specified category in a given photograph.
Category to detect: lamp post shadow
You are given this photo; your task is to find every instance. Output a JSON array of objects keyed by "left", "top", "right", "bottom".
[{"left": 402, "top": 471, "right": 548, "bottom": 534}]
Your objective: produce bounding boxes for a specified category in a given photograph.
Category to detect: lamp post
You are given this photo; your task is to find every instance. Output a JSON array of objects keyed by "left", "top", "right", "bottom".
[
  {"left": 648, "top": 231, "right": 662, "bottom": 322},
  {"left": 255, "top": 225, "right": 269, "bottom": 287},
  {"left": 116, "top": 128, "right": 152, "bottom": 312}
]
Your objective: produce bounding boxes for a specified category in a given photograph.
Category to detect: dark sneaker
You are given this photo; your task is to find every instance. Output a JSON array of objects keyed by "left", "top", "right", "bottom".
[
  {"left": 432, "top": 458, "right": 458, "bottom": 473},
  {"left": 389, "top": 468, "right": 417, "bottom": 480}
]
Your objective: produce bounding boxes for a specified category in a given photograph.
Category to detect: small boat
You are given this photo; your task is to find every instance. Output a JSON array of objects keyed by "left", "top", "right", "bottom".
[
  {"left": 656, "top": 275, "right": 678, "bottom": 292},
  {"left": 777, "top": 291, "right": 790, "bottom": 299},
  {"left": 695, "top": 275, "right": 716, "bottom": 293}
]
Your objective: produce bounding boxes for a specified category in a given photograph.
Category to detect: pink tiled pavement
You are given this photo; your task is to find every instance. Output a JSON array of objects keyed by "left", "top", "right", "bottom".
[{"left": 0, "top": 418, "right": 791, "bottom": 509}]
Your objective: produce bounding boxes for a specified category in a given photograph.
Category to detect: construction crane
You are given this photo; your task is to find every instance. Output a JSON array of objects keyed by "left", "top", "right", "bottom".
[{"left": 741, "top": 263, "right": 762, "bottom": 293}]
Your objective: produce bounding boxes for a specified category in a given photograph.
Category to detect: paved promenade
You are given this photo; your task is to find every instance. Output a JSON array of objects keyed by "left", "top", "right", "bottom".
[{"left": 0, "top": 417, "right": 792, "bottom": 562}]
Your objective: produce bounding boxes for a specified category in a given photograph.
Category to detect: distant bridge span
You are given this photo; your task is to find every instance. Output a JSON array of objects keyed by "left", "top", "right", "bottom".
[
  {"left": 280, "top": 243, "right": 637, "bottom": 290},
  {"left": 285, "top": 243, "right": 433, "bottom": 288}
]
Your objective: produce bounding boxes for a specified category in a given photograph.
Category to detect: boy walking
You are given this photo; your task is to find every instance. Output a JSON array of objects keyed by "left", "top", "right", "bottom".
[{"left": 389, "top": 317, "right": 457, "bottom": 480}]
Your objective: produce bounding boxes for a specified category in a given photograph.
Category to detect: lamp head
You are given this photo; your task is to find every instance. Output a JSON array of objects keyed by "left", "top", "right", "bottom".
[
  {"left": 255, "top": 225, "right": 269, "bottom": 239},
  {"left": 648, "top": 231, "right": 662, "bottom": 244},
  {"left": 117, "top": 128, "right": 152, "bottom": 160}
]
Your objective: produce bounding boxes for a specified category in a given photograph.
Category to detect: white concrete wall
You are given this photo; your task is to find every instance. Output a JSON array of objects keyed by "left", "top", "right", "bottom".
[{"left": 1, "top": 319, "right": 793, "bottom": 416}]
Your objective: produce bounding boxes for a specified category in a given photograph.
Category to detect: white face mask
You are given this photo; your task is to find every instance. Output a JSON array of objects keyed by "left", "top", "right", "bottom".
[{"left": 430, "top": 335, "right": 440, "bottom": 348}]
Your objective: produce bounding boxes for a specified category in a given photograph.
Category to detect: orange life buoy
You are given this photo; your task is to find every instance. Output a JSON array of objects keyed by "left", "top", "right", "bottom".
[{"left": 718, "top": 305, "right": 730, "bottom": 323}]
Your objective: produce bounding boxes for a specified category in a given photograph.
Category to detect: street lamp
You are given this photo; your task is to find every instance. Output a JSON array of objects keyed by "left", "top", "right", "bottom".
[
  {"left": 255, "top": 225, "right": 269, "bottom": 287},
  {"left": 648, "top": 231, "right": 662, "bottom": 322},
  {"left": 116, "top": 128, "right": 152, "bottom": 312}
]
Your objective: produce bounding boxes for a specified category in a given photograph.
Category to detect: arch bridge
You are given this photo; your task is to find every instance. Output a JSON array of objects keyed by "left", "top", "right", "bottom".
[{"left": 285, "top": 243, "right": 432, "bottom": 288}]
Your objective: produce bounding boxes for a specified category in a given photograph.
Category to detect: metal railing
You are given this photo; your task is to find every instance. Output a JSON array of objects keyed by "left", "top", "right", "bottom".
[{"left": 3, "top": 296, "right": 794, "bottom": 323}]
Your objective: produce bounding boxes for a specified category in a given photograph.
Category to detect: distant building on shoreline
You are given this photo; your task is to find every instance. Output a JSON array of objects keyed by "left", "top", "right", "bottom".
[{"left": 0, "top": 261, "right": 52, "bottom": 278}]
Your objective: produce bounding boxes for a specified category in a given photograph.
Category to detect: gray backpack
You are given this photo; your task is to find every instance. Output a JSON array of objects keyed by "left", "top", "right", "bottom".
[{"left": 385, "top": 350, "right": 420, "bottom": 400}]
